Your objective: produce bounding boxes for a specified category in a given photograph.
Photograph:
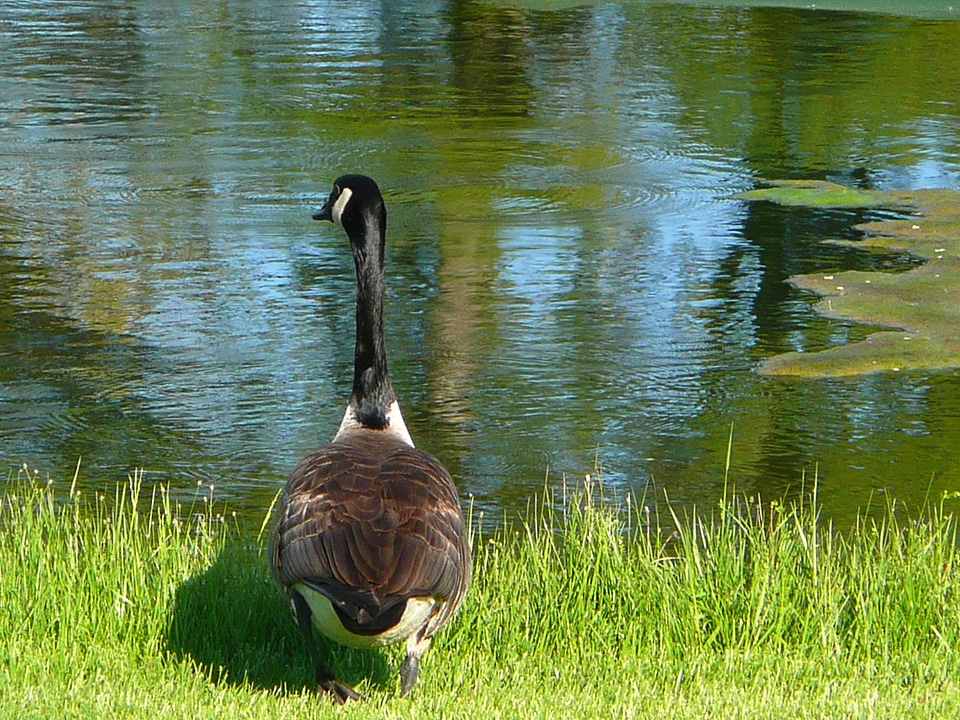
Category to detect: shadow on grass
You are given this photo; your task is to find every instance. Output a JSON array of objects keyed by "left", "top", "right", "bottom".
[{"left": 163, "top": 540, "right": 394, "bottom": 694}]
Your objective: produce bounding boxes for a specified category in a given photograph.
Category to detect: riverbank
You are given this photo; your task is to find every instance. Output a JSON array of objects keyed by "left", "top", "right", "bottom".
[{"left": 3, "top": 464, "right": 959, "bottom": 719}]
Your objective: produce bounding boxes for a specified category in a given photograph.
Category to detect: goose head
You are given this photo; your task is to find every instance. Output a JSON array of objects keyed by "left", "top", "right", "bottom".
[{"left": 313, "top": 174, "right": 386, "bottom": 242}]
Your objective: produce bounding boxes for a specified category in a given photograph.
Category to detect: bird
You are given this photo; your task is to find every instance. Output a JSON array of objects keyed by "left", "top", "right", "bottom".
[{"left": 269, "top": 174, "right": 471, "bottom": 703}]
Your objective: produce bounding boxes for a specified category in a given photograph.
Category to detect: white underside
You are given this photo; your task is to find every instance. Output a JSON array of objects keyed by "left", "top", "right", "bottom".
[
  {"left": 296, "top": 583, "right": 436, "bottom": 648},
  {"left": 334, "top": 400, "right": 415, "bottom": 447}
]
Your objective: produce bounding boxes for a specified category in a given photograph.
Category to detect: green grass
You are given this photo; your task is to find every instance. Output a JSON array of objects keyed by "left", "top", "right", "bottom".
[{"left": 3, "top": 462, "right": 960, "bottom": 719}]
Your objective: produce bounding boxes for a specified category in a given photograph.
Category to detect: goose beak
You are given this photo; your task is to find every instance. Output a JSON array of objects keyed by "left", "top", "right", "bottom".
[{"left": 312, "top": 203, "right": 333, "bottom": 222}]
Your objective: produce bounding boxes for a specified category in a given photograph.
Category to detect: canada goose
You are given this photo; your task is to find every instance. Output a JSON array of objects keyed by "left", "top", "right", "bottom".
[{"left": 269, "top": 174, "right": 471, "bottom": 703}]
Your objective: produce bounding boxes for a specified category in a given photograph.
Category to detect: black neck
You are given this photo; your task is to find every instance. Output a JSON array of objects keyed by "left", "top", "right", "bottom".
[{"left": 348, "top": 203, "right": 396, "bottom": 429}]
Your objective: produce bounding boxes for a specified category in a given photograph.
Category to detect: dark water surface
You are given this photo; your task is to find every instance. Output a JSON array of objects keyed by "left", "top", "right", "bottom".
[{"left": 2, "top": 0, "right": 960, "bottom": 524}]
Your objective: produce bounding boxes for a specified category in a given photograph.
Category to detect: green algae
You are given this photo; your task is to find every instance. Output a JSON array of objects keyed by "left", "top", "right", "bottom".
[
  {"left": 742, "top": 184, "right": 960, "bottom": 377},
  {"left": 733, "top": 179, "right": 907, "bottom": 209}
]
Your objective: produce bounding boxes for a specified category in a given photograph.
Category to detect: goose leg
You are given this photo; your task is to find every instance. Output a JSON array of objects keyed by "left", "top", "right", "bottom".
[
  {"left": 291, "top": 591, "right": 363, "bottom": 703},
  {"left": 399, "top": 631, "right": 432, "bottom": 696}
]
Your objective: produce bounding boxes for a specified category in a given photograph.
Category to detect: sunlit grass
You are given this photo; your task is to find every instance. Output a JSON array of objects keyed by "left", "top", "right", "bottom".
[{"left": 3, "top": 461, "right": 960, "bottom": 719}]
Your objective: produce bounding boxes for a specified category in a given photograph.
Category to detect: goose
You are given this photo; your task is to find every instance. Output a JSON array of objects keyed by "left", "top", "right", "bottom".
[{"left": 269, "top": 174, "right": 471, "bottom": 703}]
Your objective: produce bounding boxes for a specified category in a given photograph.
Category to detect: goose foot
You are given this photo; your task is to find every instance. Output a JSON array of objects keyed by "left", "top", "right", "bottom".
[
  {"left": 399, "top": 654, "right": 419, "bottom": 696},
  {"left": 317, "top": 668, "right": 365, "bottom": 704},
  {"left": 399, "top": 632, "right": 432, "bottom": 696}
]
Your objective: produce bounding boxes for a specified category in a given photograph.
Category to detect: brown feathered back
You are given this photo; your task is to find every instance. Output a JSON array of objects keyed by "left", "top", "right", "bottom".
[{"left": 270, "top": 431, "right": 470, "bottom": 638}]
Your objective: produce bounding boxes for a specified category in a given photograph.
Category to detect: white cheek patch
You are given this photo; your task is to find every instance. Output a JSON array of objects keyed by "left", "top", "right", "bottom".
[{"left": 331, "top": 187, "right": 353, "bottom": 227}]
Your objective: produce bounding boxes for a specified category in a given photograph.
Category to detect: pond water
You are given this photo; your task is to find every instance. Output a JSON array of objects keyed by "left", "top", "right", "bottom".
[{"left": 2, "top": 0, "right": 960, "bottom": 526}]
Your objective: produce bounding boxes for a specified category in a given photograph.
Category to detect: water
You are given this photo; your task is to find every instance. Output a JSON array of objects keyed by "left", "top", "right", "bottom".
[{"left": 2, "top": 0, "right": 960, "bottom": 525}]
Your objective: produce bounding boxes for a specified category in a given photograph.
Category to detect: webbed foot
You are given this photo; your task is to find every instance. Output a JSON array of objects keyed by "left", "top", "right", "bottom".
[{"left": 318, "top": 673, "right": 365, "bottom": 704}]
